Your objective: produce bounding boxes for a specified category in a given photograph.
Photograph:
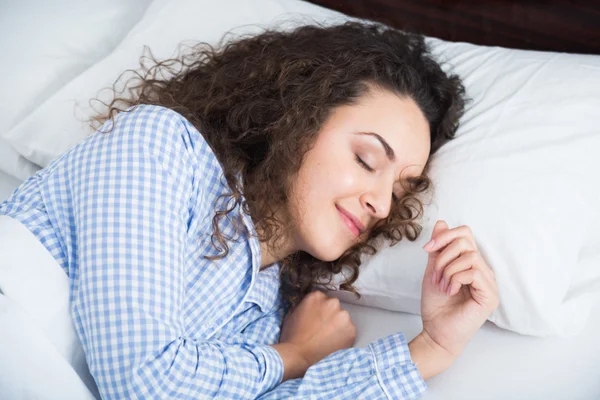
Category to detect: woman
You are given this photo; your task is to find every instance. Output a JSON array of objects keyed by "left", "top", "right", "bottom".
[{"left": 0, "top": 21, "right": 498, "bottom": 399}]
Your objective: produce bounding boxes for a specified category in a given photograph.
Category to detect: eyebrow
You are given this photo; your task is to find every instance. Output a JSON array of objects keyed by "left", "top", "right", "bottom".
[{"left": 357, "top": 132, "right": 396, "bottom": 162}]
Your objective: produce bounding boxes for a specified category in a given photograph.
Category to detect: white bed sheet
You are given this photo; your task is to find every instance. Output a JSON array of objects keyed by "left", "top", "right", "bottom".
[
  {"left": 2, "top": 166, "right": 599, "bottom": 400},
  {"left": 343, "top": 301, "right": 600, "bottom": 399}
]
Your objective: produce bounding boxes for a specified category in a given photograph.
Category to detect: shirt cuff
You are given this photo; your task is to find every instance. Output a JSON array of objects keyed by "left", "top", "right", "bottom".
[
  {"left": 368, "top": 332, "right": 427, "bottom": 400},
  {"left": 255, "top": 344, "right": 285, "bottom": 392}
]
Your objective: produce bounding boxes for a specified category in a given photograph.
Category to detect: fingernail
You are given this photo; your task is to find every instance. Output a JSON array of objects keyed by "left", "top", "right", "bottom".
[
  {"left": 424, "top": 240, "right": 435, "bottom": 250},
  {"left": 439, "top": 278, "right": 445, "bottom": 293}
]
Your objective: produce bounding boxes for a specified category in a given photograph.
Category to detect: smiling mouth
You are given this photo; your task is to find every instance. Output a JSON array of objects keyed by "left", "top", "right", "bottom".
[{"left": 336, "top": 206, "right": 362, "bottom": 237}]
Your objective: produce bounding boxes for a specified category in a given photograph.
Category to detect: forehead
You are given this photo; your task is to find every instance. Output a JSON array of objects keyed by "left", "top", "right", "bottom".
[{"left": 338, "top": 88, "right": 431, "bottom": 175}]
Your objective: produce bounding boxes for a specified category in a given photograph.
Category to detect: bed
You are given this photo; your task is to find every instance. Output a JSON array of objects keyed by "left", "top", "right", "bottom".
[
  {"left": 1, "top": 0, "right": 599, "bottom": 399},
  {"left": 0, "top": 171, "right": 21, "bottom": 203}
]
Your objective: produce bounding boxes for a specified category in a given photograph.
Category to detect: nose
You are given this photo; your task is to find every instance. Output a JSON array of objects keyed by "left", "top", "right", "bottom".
[{"left": 360, "top": 185, "right": 392, "bottom": 220}]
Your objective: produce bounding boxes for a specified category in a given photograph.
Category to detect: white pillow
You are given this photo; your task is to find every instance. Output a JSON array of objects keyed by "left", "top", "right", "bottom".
[
  {"left": 0, "top": 0, "right": 153, "bottom": 139},
  {"left": 0, "top": 138, "right": 40, "bottom": 181},
  {"left": 3, "top": 0, "right": 599, "bottom": 337},
  {"left": 1, "top": 0, "right": 347, "bottom": 167}
]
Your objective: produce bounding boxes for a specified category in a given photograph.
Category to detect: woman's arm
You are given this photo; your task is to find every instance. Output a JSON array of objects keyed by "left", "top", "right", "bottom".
[
  {"left": 253, "top": 291, "right": 440, "bottom": 400},
  {"left": 408, "top": 330, "right": 455, "bottom": 381},
  {"left": 64, "top": 105, "right": 285, "bottom": 399},
  {"left": 261, "top": 332, "right": 429, "bottom": 399}
]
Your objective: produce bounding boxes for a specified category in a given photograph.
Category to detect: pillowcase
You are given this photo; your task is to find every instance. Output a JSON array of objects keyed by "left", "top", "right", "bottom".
[
  {"left": 1, "top": 0, "right": 348, "bottom": 167},
  {"left": 3, "top": 0, "right": 599, "bottom": 337},
  {"left": 0, "top": 137, "right": 40, "bottom": 181},
  {"left": 0, "top": 0, "right": 153, "bottom": 142}
]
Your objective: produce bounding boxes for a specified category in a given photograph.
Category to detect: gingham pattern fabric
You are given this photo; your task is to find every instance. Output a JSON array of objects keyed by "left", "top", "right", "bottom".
[{"left": 0, "top": 104, "right": 427, "bottom": 399}]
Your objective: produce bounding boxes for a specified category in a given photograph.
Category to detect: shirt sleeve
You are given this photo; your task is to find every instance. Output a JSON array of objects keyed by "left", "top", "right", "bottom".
[
  {"left": 64, "top": 105, "right": 283, "bottom": 399},
  {"left": 259, "top": 331, "right": 427, "bottom": 400}
]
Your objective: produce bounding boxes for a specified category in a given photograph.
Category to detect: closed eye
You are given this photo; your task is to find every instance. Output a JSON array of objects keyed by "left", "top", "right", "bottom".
[
  {"left": 356, "top": 154, "right": 399, "bottom": 202},
  {"left": 355, "top": 154, "right": 374, "bottom": 172}
]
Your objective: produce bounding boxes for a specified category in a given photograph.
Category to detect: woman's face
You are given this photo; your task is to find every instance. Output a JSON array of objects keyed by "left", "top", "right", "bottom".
[{"left": 288, "top": 87, "right": 431, "bottom": 261}]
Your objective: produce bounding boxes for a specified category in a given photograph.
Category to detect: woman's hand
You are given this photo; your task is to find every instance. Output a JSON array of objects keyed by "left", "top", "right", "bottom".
[
  {"left": 419, "top": 220, "right": 499, "bottom": 361},
  {"left": 272, "top": 291, "right": 357, "bottom": 382}
]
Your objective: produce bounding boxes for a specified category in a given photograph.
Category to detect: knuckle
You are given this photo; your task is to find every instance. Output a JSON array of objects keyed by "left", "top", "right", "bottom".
[
  {"left": 442, "top": 267, "right": 452, "bottom": 280},
  {"left": 341, "top": 312, "right": 357, "bottom": 333},
  {"left": 446, "top": 277, "right": 455, "bottom": 289},
  {"left": 467, "top": 250, "right": 479, "bottom": 262},
  {"left": 458, "top": 237, "right": 472, "bottom": 250},
  {"left": 304, "top": 293, "right": 316, "bottom": 303},
  {"left": 337, "top": 310, "right": 354, "bottom": 330},
  {"left": 351, "top": 318, "right": 357, "bottom": 330},
  {"left": 327, "top": 297, "right": 341, "bottom": 308},
  {"left": 461, "top": 225, "right": 473, "bottom": 235},
  {"left": 339, "top": 309, "right": 351, "bottom": 322},
  {"left": 305, "top": 291, "right": 326, "bottom": 305},
  {"left": 460, "top": 236, "right": 474, "bottom": 251},
  {"left": 311, "top": 290, "right": 327, "bottom": 300},
  {"left": 349, "top": 325, "right": 357, "bottom": 340}
]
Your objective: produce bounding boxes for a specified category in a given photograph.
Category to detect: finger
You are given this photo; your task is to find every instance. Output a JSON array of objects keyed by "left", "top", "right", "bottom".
[
  {"left": 424, "top": 220, "right": 450, "bottom": 281},
  {"left": 424, "top": 220, "right": 450, "bottom": 251},
  {"left": 432, "top": 237, "right": 476, "bottom": 286},
  {"left": 424, "top": 224, "right": 478, "bottom": 253},
  {"left": 433, "top": 219, "right": 449, "bottom": 234},
  {"left": 440, "top": 250, "right": 496, "bottom": 292},
  {"left": 446, "top": 268, "right": 496, "bottom": 307},
  {"left": 438, "top": 250, "right": 480, "bottom": 293},
  {"left": 446, "top": 268, "right": 475, "bottom": 297}
]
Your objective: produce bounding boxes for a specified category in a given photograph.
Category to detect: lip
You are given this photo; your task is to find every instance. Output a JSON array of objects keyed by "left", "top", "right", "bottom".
[{"left": 336, "top": 205, "right": 366, "bottom": 237}]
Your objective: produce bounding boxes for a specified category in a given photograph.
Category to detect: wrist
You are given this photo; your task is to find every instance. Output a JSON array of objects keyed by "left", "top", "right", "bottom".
[
  {"left": 408, "top": 331, "right": 456, "bottom": 380},
  {"left": 271, "top": 342, "right": 311, "bottom": 383}
]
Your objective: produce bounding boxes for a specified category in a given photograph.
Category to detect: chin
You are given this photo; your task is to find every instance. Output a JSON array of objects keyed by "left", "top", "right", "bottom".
[
  {"left": 304, "top": 236, "right": 347, "bottom": 262},
  {"left": 309, "top": 251, "right": 342, "bottom": 263},
  {"left": 298, "top": 215, "right": 353, "bottom": 262},
  {"left": 315, "top": 250, "right": 343, "bottom": 262}
]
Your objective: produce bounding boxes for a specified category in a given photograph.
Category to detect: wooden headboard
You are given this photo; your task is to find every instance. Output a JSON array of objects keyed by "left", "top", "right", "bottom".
[{"left": 306, "top": 0, "right": 600, "bottom": 55}]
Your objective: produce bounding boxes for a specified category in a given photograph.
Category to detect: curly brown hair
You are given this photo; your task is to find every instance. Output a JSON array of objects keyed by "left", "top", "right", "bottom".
[{"left": 90, "top": 20, "right": 466, "bottom": 309}]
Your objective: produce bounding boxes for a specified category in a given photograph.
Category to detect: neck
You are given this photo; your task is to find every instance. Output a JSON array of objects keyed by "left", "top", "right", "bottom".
[
  {"left": 259, "top": 238, "right": 296, "bottom": 268},
  {"left": 254, "top": 207, "right": 298, "bottom": 268}
]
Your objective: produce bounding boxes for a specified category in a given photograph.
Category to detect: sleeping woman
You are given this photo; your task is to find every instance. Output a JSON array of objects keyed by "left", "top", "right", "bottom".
[{"left": 0, "top": 21, "right": 498, "bottom": 399}]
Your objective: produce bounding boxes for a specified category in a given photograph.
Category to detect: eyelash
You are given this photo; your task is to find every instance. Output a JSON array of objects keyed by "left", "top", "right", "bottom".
[
  {"left": 355, "top": 154, "right": 374, "bottom": 172},
  {"left": 355, "top": 154, "right": 399, "bottom": 202}
]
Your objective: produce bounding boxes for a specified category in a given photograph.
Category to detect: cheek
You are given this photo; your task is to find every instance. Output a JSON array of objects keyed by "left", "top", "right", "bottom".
[
  {"left": 292, "top": 150, "right": 363, "bottom": 233},
  {"left": 291, "top": 169, "right": 360, "bottom": 260},
  {"left": 298, "top": 166, "right": 357, "bottom": 209},
  {"left": 298, "top": 134, "right": 362, "bottom": 200}
]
